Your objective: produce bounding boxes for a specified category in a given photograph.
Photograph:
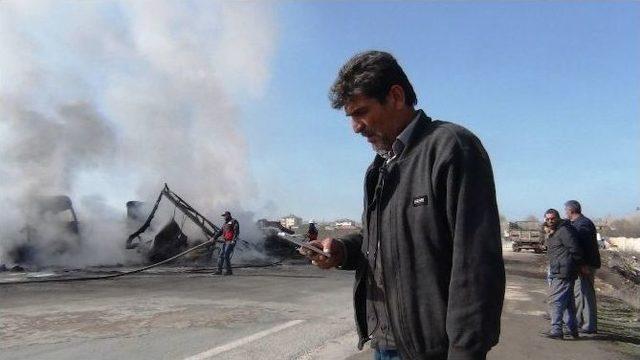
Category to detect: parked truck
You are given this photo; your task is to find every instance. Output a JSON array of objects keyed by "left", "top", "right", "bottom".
[{"left": 508, "top": 220, "right": 546, "bottom": 253}]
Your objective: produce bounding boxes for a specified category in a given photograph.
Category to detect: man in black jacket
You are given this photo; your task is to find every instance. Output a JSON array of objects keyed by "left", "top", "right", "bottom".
[
  {"left": 564, "top": 200, "right": 600, "bottom": 334},
  {"left": 302, "top": 51, "right": 505, "bottom": 360},
  {"left": 543, "top": 208, "right": 584, "bottom": 339}
]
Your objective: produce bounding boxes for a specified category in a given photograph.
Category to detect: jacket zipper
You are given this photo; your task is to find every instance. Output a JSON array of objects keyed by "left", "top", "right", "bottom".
[
  {"left": 377, "top": 166, "right": 411, "bottom": 359},
  {"left": 378, "top": 165, "right": 420, "bottom": 359},
  {"left": 375, "top": 166, "right": 387, "bottom": 349}
]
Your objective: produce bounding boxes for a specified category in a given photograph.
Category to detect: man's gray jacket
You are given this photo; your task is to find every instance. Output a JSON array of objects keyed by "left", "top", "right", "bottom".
[
  {"left": 547, "top": 221, "right": 584, "bottom": 279},
  {"left": 339, "top": 112, "right": 505, "bottom": 360}
]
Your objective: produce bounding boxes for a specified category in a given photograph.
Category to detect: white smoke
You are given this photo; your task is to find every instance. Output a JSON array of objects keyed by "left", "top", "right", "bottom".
[{"left": 0, "top": 1, "right": 277, "bottom": 267}]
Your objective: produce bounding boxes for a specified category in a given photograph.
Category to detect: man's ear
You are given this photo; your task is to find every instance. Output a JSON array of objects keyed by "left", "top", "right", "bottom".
[{"left": 388, "top": 85, "right": 406, "bottom": 110}]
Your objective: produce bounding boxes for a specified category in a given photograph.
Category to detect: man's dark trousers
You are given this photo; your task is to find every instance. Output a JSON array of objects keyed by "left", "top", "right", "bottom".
[
  {"left": 566, "top": 215, "right": 600, "bottom": 332},
  {"left": 549, "top": 277, "right": 578, "bottom": 335},
  {"left": 566, "top": 270, "right": 597, "bottom": 332},
  {"left": 217, "top": 241, "right": 236, "bottom": 273}
]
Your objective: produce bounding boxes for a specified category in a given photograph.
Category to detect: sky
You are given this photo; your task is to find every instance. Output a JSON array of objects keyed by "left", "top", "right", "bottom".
[
  {"left": 1, "top": 1, "right": 638, "bottom": 225},
  {"left": 241, "top": 1, "right": 640, "bottom": 222}
]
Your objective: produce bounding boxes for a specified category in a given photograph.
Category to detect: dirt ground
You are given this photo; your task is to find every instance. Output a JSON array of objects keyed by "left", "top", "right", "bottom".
[{"left": 597, "top": 250, "right": 640, "bottom": 309}]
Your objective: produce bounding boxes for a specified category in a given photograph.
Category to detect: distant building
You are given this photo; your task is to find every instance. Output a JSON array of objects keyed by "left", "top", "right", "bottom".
[
  {"left": 334, "top": 219, "right": 358, "bottom": 229},
  {"left": 280, "top": 215, "right": 302, "bottom": 229}
]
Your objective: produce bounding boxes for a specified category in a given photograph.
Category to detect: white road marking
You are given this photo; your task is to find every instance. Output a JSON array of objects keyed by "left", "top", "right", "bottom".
[{"left": 183, "top": 320, "right": 305, "bottom": 360}]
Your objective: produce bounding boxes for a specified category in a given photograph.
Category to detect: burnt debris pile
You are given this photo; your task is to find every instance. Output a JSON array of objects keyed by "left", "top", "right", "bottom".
[
  {"left": 1, "top": 184, "right": 302, "bottom": 272},
  {"left": 125, "top": 184, "right": 301, "bottom": 265}
]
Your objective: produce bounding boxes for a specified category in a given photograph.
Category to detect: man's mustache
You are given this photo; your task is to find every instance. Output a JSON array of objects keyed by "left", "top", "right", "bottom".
[{"left": 360, "top": 128, "right": 377, "bottom": 139}]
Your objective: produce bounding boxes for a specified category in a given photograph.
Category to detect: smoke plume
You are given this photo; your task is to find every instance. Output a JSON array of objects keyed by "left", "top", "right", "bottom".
[{"left": 0, "top": 1, "right": 277, "bottom": 267}]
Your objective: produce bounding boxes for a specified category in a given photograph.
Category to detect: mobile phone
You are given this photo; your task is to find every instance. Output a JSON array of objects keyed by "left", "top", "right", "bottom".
[{"left": 277, "top": 233, "right": 332, "bottom": 258}]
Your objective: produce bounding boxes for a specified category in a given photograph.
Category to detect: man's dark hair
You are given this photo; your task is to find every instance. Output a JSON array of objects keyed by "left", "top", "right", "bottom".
[
  {"left": 564, "top": 200, "right": 582, "bottom": 214},
  {"left": 545, "top": 208, "right": 561, "bottom": 219},
  {"left": 329, "top": 50, "right": 417, "bottom": 109}
]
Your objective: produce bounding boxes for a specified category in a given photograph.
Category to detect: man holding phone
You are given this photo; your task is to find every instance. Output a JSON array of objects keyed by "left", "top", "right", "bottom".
[{"left": 302, "top": 51, "right": 505, "bottom": 360}]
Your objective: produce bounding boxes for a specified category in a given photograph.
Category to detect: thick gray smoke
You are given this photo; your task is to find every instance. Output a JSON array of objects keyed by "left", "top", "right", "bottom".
[{"left": 0, "top": 1, "right": 277, "bottom": 267}]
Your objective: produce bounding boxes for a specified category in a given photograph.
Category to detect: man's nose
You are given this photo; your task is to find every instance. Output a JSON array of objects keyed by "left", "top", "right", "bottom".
[{"left": 351, "top": 118, "right": 364, "bottom": 133}]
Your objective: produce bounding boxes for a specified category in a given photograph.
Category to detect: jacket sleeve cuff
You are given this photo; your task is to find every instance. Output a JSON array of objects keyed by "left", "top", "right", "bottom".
[
  {"left": 334, "top": 239, "right": 348, "bottom": 269},
  {"left": 447, "top": 347, "right": 487, "bottom": 360}
]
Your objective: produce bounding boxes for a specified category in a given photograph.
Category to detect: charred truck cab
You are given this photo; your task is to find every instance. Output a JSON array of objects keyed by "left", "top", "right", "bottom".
[{"left": 8, "top": 195, "right": 81, "bottom": 266}]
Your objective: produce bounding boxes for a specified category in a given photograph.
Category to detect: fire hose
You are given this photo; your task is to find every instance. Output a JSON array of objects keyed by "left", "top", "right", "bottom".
[{"left": 0, "top": 239, "right": 291, "bottom": 286}]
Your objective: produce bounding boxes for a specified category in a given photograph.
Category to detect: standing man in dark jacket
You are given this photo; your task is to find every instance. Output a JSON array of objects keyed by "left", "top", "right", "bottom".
[
  {"left": 543, "top": 208, "right": 585, "bottom": 339},
  {"left": 564, "top": 200, "right": 600, "bottom": 334},
  {"left": 302, "top": 51, "right": 505, "bottom": 360}
]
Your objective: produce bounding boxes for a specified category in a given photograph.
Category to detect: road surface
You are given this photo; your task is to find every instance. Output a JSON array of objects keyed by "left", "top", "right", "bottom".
[{"left": 1, "top": 253, "right": 638, "bottom": 359}]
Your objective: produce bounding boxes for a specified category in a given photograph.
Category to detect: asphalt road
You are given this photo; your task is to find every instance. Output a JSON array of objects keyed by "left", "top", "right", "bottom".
[{"left": 1, "top": 253, "right": 638, "bottom": 360}]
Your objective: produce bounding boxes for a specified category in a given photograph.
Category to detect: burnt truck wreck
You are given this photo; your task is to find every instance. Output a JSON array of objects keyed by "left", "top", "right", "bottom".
[
  {"left": 7, "top": 195, "right": 81, "bottom": 266},
  {"left": 126, "top": 184, "right": 302, "bottom": 264},
  {"left": 125, "top": 184, "right": 222, "bottom": 263}
]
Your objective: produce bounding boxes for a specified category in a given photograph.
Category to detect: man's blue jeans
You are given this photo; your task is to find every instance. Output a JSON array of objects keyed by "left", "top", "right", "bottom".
[
  {"left": 549, "top": 277, "right": 578, "bottom": 335},
  {"left": 374, "top": 349, "right": 401, "bottom": 360},
  {"left": 217, "top": 241, "right": 236, "bottom": 272}
]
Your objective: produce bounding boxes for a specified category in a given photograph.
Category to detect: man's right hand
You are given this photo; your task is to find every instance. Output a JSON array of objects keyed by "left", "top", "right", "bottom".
[{"left": 299, "top": 237, "right": 345, "bottom": 269}]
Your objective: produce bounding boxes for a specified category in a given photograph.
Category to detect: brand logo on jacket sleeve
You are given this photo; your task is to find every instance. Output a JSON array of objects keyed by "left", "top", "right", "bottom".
[{"left": 412, "top": 195, "right": 428, "bottom": 207}]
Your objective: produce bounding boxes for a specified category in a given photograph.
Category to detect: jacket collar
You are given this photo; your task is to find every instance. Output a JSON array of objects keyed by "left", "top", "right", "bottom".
[
  {"left": 391, "top": 110, "right": 422, "bottom": 158},
  {"left": 365, "top": 109, "right": 433, "bottom": 174},
  {"left": 550, "top": 220, "right": 570, "bottom": 237},
  {"left": 570, "top": 214, "right": 584, "bottom": 224},
  {"left": 400, "top": 109, "right": 432, "bottom": 159}
]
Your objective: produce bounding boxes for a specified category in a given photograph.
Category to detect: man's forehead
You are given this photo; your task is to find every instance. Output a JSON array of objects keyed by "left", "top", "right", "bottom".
[{"left": 344, "top": 94, "right": 374, "bottom": 114}]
